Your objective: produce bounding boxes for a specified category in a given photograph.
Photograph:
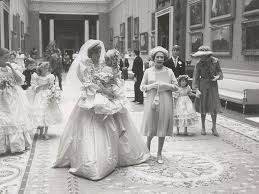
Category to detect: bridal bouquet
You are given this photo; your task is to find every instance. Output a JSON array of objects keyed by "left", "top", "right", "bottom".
[
  {"left": 47, "top": 86, "right": 61, "bottom": 105},
  {"left": 94, "top": 71, "right": 117, "bottom": 88},
  {"left": 0, "top": 76, "right": 14, "bottom": 90}
]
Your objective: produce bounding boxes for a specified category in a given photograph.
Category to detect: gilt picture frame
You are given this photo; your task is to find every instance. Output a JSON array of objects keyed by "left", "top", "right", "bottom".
[{"left": 210, "top": 23, "right": 233, "bottom": 56}]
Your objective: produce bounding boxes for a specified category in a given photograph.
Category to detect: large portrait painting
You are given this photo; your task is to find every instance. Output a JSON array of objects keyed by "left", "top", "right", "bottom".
[
  {"left": 113, "top": 36, "right": 120, "bottom": 50},
  {"left": 127, "top": 16, "right": 133, "bottom": 50},
  {"left": 210, "top": 0, "right": 235, "bottom": 23},
  {"left": 190, "top": 32, "right": 203, "bottom": 53},
  {"left": 109, "top": 28, "right": 113, "bottom": 41},
  {"left": 190, "top": 0, "right": 204, "bottom": 29},
  {"left": 242, "top": 20, "right": 259, "bottom": 55},
  {"left": 120, "top": 23, "right": 125, "bottom": 38},
  {"left": 134, "top": 17, "right": 139, "bottom": 38},
  {"left": 243, "top": 0, "right": 259, "bottom": 16},
  {"left": 140, "top": 32, "right": 148, "bottom": 53},
  {"left": 133, "top": 40, "right": 139, "bottom": 51},
  {"left": 211, "top": 24, "right": 233, "bottom": 56}
]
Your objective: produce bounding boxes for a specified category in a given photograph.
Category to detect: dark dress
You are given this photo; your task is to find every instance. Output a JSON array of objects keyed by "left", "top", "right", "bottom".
[
  {"left": 21, "top": 69, "right": 36, "bottom": 90},
  {"left": 192, "top": 56, "right": 223, "bottom": 114},
  {"left": 119, "top": 59, "right": 129, "bottom": 80},
  {"left": 164, "top": 57, "right": 185, "bottom": 78},
  {"left": 132, "top": 56, "right": 144, "bottom": 103},
  {"left": 49, "top": 53, "right": 63, "bottom": 90}
]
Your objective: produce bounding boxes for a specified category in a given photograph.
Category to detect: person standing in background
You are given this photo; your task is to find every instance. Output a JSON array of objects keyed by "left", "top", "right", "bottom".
[
  {"left": 63, "top": 52, "right": 72, "bottom": 72},
  {"left": 164, "top": 45, "right": 185, "bottom": 78},
  {"left": 132, "top": 50, "right": 144, "bottom": 104},
  {"left": 49, "top": 49, "right": 63, "bottom": 90}
]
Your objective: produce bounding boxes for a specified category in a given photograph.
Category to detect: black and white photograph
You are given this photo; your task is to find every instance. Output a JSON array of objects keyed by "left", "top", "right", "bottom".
[{"left": 1, "top": 1, "right": 259, "bottom": 194}]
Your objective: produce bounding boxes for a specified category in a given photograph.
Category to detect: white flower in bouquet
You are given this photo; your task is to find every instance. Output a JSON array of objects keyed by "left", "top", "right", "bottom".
[
  {"left": 47, "top": 86, "right": 61, "bottom": 104},
  {"left": 0, "top": 76, "right": 15, "bottom": 90}
]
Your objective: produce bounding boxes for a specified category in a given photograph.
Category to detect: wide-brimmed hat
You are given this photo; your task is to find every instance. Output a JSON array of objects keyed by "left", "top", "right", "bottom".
[
  {"left": 149, "top": 46, "right": 168, "bottom": 59},
  {"left": 192, "top": 46, "right": 213, "bottom": 57},
  {"left": 0, "top": 48, "right": 9, "bottom": 57}
]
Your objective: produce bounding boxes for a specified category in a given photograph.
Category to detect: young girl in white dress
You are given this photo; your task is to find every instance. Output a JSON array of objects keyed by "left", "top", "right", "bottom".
[
  {"left": 29, "top": 62, "right": 62, "bottom": 139},
  {"left": 174, "top": 75, "right": 198, "bottom": 135},
  {"left": 0, "top": 48, "right": 33, "bottom": 154}
]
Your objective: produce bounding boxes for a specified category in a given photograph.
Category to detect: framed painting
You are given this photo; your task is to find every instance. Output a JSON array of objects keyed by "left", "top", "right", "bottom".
[
  {"left": 242, "top": 20, "right": 259, "bottom": 55},
  {"left": 119, "top": 39, "right": 125, "bottom": 53},
  {"left": 151, "top": 34, "right": 156, "bottom": 48},
  {"left": 190, "top": 31, "right": 203, "bottom": 53},
  {"left": 113, "top": 36, "right": 119, "bottom": 49},
  {"left": 120, "top": 23, "right": 125, "bottom": 38},
  {"left": 211, "top": 24, "right": 233, "bottom": 56},
  {"left": 210, "top": 0, "right": 235, "bottom": 23},
  {"left": 127, "top": 16, "right": 133, "bottom": 50},
  {"left": 133, "top": 40, "right": 139, "bottom": 51},
  {"left": 189, "top": 0, "right": 204, "bottom": 29},
  {"left": 243, "top": 0, "right": 259, "bottom": 17},
  {"left": 151, "top": 12, "right": 156, "bottom": 31},
  {"left": 140, "top": 32, "right": 148, "bottom": 53},
  {"left": 134, "top": 17, "right": 139, "bottom": 38},
  {"left": 109, "top": 28, "right": 113, "bottom": 41}
]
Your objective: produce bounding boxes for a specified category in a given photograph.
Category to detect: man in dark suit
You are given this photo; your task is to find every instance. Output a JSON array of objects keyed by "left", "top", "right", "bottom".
[
  {"left": 132, "top": 50, "right": 144, "bottom": 104},
  {"left": 49, "top": 49, "right": 63, "bottom": 90},
  {"left": 164, "top": 45, "right": 185, "bottom": 78}
]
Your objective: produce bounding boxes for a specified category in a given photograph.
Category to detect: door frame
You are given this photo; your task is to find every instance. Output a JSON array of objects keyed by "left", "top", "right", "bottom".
[{"left": 155, "top": 6, "right": 174, "bottom": 57}]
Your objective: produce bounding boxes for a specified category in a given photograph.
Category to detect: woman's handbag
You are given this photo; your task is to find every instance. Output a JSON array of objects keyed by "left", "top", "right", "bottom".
[{"left": 151, "top": 83, "right": 159, "bottom": 111}]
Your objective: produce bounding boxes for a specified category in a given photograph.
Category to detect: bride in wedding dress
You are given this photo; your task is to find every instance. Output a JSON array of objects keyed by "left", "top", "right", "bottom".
[{"left": 54, "top": 40, "right": 149, "bottom": 180}]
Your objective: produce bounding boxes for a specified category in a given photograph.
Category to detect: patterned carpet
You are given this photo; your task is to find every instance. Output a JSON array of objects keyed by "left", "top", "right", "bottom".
[
  {"left": 1, "top": 112, "right": 259, "bottom": 194},
  {"left": 1, "top": 80, "right": 259, "bottom": 194}
]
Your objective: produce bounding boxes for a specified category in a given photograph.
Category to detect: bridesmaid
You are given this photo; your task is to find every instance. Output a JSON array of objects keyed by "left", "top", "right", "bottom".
[
  {"left": 0, "top": 48, "right": 33, "bottom": 154},
  {"left": 140, "top": 46, "right": 178, "bottom": 164}
]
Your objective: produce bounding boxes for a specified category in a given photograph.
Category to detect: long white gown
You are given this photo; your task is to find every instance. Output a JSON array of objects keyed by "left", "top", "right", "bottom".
[{"left": 54, "top": 58, "right": 150, "bottom": 180}]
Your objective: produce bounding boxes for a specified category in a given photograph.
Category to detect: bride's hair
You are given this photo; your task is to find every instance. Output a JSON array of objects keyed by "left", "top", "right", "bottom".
[{"left": 88, "top": 44, "right": 102, "bottom": 59}]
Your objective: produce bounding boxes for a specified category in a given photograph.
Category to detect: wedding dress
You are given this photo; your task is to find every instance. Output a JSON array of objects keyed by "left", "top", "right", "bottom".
[{"left": 54, "top": 40, "right": 149, "bottom": 180}]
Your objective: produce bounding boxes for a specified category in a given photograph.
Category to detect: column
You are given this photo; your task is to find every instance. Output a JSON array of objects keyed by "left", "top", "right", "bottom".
[
  {"left": 39, "top": 18, "right": 42, "bottom": 57},
  {"left": 169, "top": 7, "right": 174, "bottom": 57},
  {"left": 84, "top": 19, "right": 89, "bottom": 42},
  {"left": 96, "top": 19, "right": 99, "bottom": 40},
  {"left": 49, "top": 19, "right": 54, "bottom": 42},
  {"left": 0, "top": 4, "right": 5, "bottom": 48}
]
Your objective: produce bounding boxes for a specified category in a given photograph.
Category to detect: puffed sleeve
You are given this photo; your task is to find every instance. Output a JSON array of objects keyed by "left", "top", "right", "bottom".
[
  {"left": 77, "top": 59, "right": 99, "bottom": 96},
  {"left": 8, "top": 63, "right": 25, "bottom": 85},
  {"left": 192, "top": 62, "right": 200, "bottom": 90},
  {"left": 140, "top": 69, "right": 149, "bottom": 92},
  {"left": 30, "top": 73, "right": 38, "bottom": 90}
]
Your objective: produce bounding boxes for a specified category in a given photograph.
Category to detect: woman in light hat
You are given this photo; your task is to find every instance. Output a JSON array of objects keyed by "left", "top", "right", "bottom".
[
  {"left": 140, "top": 46, "right": 178, "bottom": 164},
  {"left": 192, "top": 46, "right": 223, "bottom": 136}
]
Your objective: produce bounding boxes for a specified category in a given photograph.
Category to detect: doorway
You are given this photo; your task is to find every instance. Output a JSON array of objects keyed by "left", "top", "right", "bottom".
[
  {"left": 157, "top": 13, "right": 169, "bottom": 51},
  {"left": 54, "top": 20, "right": 84, "bottom": 55}
]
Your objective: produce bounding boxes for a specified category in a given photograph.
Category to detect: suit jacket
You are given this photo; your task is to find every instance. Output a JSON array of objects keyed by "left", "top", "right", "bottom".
[
  {"left": 164, "top": 57, "right": 185, "bottom": 78},
  {"left": 49, "top": 53, "right": 63, "bottom": 74},
  {"left": 132, "top": 56, "right": 144, "bottom": 78}
]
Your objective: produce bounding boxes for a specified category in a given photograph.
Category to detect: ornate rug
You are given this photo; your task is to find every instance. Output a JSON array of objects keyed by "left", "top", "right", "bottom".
[{"left": 0, "top": 112, "right": 254, "bottom": 194}]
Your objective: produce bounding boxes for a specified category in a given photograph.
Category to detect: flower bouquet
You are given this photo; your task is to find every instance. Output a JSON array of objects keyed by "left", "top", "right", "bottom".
[
  {"left": 46, "top": 86, "right": 61, "bottom": 105},
  {"left": 0, "top": 76, "right": 14, "bottom": 90}
]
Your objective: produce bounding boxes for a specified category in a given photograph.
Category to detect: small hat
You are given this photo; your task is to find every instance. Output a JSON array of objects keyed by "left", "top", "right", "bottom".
[
  {"left": 192, "top": 46, "right": 213, "bottom": 57},
  {"left": 177, "top": 74, "right": 190, "bottom": 84},
  {"left": 149, "top": 46, "right": 168, "bottom": 58},
  {"left": 0, "top": 48, "right": 9, "bottom": 57}
]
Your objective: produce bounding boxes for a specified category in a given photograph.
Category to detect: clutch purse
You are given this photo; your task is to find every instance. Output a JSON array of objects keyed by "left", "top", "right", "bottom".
[{"left": 151, "top": 83, "right": 159, "bottom": 111}]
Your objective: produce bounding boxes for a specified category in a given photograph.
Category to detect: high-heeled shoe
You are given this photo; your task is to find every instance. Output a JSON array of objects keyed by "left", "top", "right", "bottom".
[
  {"left": 212, "top": 128, "right": 219, "bottom": 137},
  {"left": 157, "top": 155, "right": 164, "bottom": 164},
  {"left": 201, "top": 129, "right": 206, "bottom": 135}
]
